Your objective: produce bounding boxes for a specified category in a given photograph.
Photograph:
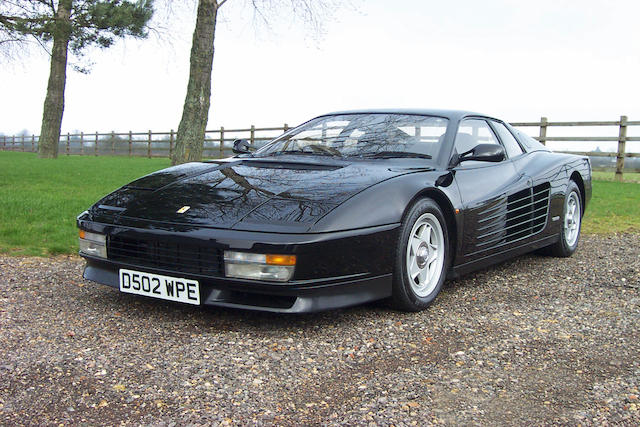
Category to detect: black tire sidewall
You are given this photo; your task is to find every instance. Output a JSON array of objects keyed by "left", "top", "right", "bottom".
[
  {"left": 392, "top": 199, "right": 449, "bottom": 311},
  {"left": 554, "top": 181, "right": 582, "bottom": 257}
]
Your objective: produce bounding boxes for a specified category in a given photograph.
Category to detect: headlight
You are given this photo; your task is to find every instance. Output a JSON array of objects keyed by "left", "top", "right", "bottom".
[
  {"left": 78, "top": 230, "right": 107, "bottom": 259},
  {"left": 224, "top": 251, "right": 296, "bottom": 282}
]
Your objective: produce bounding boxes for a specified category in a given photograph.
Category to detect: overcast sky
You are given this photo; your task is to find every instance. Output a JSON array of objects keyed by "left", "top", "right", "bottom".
[{"left": 1, "top": 0, "right": 639, "bottom": 151}]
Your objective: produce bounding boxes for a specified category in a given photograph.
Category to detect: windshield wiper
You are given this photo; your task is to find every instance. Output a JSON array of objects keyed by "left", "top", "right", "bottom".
[
  {"left": 272, "top": 150, "right": 335, "bottom": 157},
  {"left": 360, "top": 151, "right": 432, "bottom": 159}
]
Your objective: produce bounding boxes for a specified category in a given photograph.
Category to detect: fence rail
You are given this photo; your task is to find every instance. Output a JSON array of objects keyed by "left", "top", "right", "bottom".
[
  {"left": 2, "top": 116, "right": 639, "bottom": 180},
  {"left": 509, "top": 116, "right": 639, "bottom": 180},
  {"left": 0, "top": 124, "right": 291, "bottom": 160}
]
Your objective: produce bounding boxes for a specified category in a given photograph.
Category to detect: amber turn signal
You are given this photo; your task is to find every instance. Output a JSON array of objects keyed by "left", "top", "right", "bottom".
[
  {"left": 79, "top": 229, "right": 86, "bottom": 239},
  {"left": 266, "top": 254, "right": 297, "bottom": 266}
]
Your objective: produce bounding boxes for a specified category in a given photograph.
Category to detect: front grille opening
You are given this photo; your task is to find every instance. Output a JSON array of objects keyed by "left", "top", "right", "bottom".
[
  {"left": 108, "top": 235, "right": 223, "bottom": 276},
  {"left": 210, "top": 290, "right": 297, "bottom": 309}
]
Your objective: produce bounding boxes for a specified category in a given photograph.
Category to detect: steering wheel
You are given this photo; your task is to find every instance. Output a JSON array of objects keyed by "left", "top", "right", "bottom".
[{"left": 305, "top": 144, "right": 342, "bottom": 156}]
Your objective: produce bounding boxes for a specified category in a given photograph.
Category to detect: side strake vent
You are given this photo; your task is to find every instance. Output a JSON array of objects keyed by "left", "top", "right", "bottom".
[{"left": 475, "top": 183, "right": 550, "bottom": 251}]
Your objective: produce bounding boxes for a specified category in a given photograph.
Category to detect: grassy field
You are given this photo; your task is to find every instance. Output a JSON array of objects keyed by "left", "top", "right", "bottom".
[
  {"left": 592, "top": 170, "right": 640, "bottom": 184},
  {"left": 582, "top": 179, "right": 640, "bottom": 234},
  {"left": 0, "top": 152, "right": 170, "bottom": 255},
  {"left": 0, "top": 151, "right": 638, "bottom": 256}
]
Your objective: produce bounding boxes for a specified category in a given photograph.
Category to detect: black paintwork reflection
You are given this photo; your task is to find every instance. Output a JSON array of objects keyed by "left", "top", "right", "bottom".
[
  {"left": 239, "top": 198, "right": 339, "bottom": 226},
  {"left": 96, "top": 159, "right": 401, "bottom": 230},
  {"left": 126, "top": 162, "right": 221, "bottom": 190},
  {"left": 90, "top": 187, "right": 150, "bottom": 222},
  {"left": 95, "top": 187, "right": 147, "bottom": 208},
  {"left": 294, "top": 227, "right": 398, "bottom": 279},
  {"left": 121, "top": 166, "right": 273, "bottom": 228}
]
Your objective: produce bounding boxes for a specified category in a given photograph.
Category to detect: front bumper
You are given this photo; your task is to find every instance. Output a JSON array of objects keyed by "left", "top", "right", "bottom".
[
  {"left": 78, "top": 221, "right": 399, "bottom": 313},
  {"left": 83, "top": 257, "right": 392, "bottom": 313}
]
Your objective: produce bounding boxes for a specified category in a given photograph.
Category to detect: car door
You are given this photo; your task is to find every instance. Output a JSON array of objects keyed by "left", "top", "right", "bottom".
[
  {"left": 452, "top": 118, "right": 532, "bottom": 265},
  {"left": 489, "top": 120, "right": 554, "bottom": 240}
]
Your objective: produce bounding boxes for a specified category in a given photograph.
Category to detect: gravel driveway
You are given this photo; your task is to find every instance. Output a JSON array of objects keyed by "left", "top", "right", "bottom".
[{"left": 1, "top": 234, "right": 639, "bottom": 426}]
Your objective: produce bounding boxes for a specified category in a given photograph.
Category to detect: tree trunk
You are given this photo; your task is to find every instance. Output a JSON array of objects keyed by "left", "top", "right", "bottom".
[
  {"left": 38, "top": 0, "right": 72, "bottom": 159},
  {"left": 172, "top": 0, "right": 218, "bottom": 165}
]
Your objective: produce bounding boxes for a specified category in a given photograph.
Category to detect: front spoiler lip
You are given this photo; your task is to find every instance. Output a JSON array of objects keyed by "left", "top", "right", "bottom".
[{"left": 82, "top": 257, "right": 392, "bottom": 313}]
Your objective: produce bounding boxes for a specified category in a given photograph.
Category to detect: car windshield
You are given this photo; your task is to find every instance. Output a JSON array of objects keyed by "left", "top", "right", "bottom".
[{"left": 254, "top": 113, "right": 449, "bottom": 159}]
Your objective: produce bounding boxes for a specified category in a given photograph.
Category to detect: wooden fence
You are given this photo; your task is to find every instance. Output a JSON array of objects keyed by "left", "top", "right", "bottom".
[
  {"left": 510, "top": 116, "right": 639, "bottom": 181},
  {"left": 0, "top": 124, "right": 291, "bottom": 160},
  {"left": 2, "top": 116, "right": 639, "bottom": 179}
]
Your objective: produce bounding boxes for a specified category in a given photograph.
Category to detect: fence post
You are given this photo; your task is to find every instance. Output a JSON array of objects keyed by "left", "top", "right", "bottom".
[
  {"left": 148, "top": 130, "right": 152, "bottom": 158},
  {"left": 31, "top": 135, "right": 35, "bottom": 152},
  {"left": 95, "top": 131, "right": 99, "bottom": 156},
  {"left": 22, "top": 134, "right": 25, "bottom": 152},
  {"left": 169, "top": 129, "right": 174, "bottom": 159},
  {"left": 219, "top": 126, "right": 225, "bottom": 158},
  {"left": 284, "top": 123, "right": 289, "bottom": 132},
  {"left": 66, "top": 133, "right": 70, "bottom": 155},
  {"left": 111, "top": 131, "right": 115, "bottom": 155},
  {"left": 80, "top": 132, "right": 84, "bottom": 155},
  {"left": 250, "top": 125, "right": 255, "bottom": 148},
  {"left": 3, "top": 135, "right": 5, "bottom": 150},
  {"left": 128, "top": 131, "right": 133, "bottom": 157},
  {"left": 539, "top": 117, "right": 548, "bottom": 145},
  {"left": 615, "top": 115, "right": 628, "bottom": 182},
  {"left": 12, "top": 135, "right": 15, "bottom": 151}
]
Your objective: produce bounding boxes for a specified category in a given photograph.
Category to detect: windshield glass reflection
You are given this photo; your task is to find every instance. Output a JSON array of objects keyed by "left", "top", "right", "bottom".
[{"left": 255, "top": 113, "right": 449, "bottom": 159}]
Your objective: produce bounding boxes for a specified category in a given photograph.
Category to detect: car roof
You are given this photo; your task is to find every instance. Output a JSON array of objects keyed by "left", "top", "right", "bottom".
[{"left": 322, "top": 108, "right": 496, "bottom": 121}]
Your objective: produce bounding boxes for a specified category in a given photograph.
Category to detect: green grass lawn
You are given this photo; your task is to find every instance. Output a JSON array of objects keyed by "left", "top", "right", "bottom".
[
  {"left": 0, "top": 151, "right": 638, "bottom": 256},
  {"left": 0, "top": 152, "right": 170, "bottom": 255},
  {"left": 582, "top": 179, "right": 640, "bottom": 234},
  {"left": 592, "top": 170, "right": 640, "bottom": 184}
]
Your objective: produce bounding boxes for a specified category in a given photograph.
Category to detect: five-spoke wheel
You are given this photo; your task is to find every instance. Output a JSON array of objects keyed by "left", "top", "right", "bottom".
[
  {"left": 393, "top": 199, "right": 449, "bottom": 311},
  {"left": 405, "top": 213, "right": 445, "bottom": 298},
  {"left": 548, "top": 180, "right": 582, "bottom": 257},
  {"left": 564, "top": 190, "right": 581, "bottom": 247}
]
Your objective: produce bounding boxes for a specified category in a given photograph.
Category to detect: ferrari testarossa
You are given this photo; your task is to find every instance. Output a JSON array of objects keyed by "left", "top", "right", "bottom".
[{"left": 77, "top": 110, "right": 591, "bottom": 313}]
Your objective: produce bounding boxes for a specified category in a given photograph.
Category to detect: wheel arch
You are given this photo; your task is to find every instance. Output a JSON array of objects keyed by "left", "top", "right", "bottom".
[
  {"left": 403, "top": 188, "right": 458, "bottom": 263},
  {"left": 570, "top": 171, "right": 586, "bottom": 216}
]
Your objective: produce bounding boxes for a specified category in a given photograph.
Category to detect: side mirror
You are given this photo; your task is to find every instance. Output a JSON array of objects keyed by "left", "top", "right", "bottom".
[
  {"left": 460, "top": 143, "right": 505, "bottom": 163},
  {"left": 232, "top": 139, "right": 252, "bottom": 154}
]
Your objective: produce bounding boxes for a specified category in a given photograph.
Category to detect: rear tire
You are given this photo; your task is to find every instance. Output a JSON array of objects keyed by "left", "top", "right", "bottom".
[
  {"left": 392, "top": 199, "right": 450, "bottom": 311},
  {"left": 548, "top": 181, "right": 582, "bottom": 257}
]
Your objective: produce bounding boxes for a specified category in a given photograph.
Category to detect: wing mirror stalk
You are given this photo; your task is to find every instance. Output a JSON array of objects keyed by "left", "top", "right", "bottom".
[{"left": 232, "top": 139, "right": 254, "bottom": 154}]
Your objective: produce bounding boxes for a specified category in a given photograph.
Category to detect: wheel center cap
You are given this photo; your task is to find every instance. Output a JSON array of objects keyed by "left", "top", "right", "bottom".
[{"left": 416, "top": 243, "right": 429, "bottom": 269}]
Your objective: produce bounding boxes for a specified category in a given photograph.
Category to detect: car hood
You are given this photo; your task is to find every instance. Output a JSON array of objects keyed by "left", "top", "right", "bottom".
[{"left": 91, "top": 157, "right": 427, "bottom": 232}]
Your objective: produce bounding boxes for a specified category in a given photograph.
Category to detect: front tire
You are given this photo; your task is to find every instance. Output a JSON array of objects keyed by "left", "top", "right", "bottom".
[
  {"left": 548, "top": 181, "right": 582, "bottom": 257},
  {"left": 392, "top": 199, "right": 449, "bottom": 311}
]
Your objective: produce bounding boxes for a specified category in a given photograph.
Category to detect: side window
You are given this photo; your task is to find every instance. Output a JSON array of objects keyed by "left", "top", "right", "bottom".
[
  {"left": 491, "top": 121, "right": 524, "bottom": 158},
  {"left": 454, "top": 119, "right": 500, "bottom": 155}
]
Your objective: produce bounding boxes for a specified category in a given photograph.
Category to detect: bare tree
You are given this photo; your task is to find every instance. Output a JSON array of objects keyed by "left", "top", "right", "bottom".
[
  {"left": 0, "top": 1, "right": 155, "bottom": 158},
  {"left": 171, "top": 0, "right": 341, "bottom": 165}
]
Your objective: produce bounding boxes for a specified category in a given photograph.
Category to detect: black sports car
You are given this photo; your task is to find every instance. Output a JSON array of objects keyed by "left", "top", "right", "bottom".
[{"left": 77, "top": 110, "right": 591, "bottom": 313}]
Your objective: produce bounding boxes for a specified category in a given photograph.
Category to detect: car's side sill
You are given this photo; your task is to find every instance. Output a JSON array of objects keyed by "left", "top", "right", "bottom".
[{"left": 449, "top": 234, "right": 559, "bottom": 279}]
